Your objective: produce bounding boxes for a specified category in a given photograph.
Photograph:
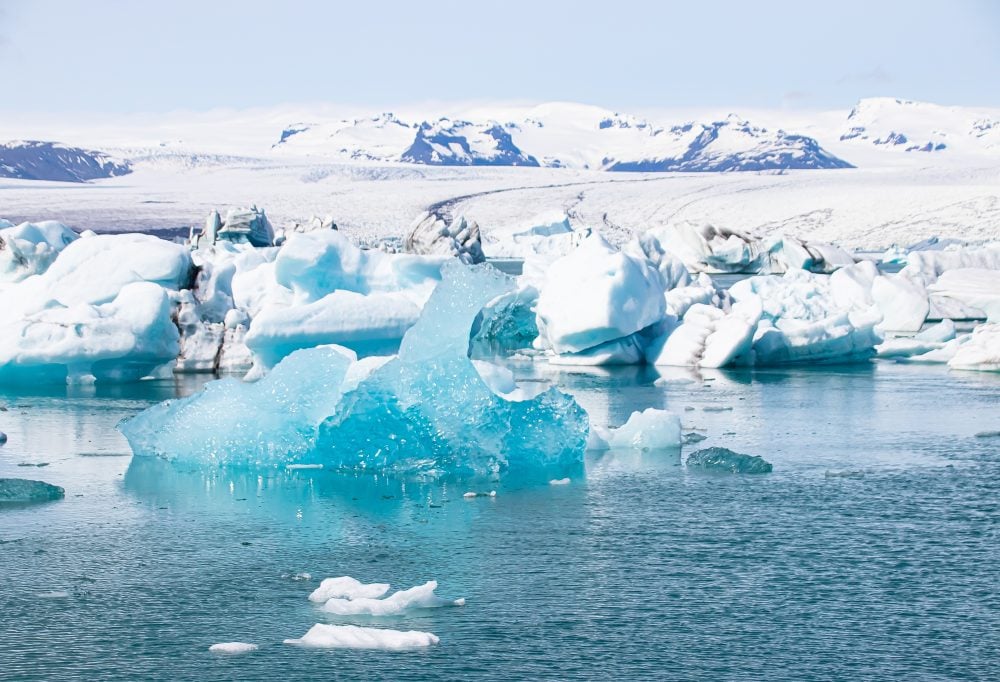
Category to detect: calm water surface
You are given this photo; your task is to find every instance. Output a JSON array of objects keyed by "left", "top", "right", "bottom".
[{"left": 1, "top": 363, "right": 998, "bottom": 680}]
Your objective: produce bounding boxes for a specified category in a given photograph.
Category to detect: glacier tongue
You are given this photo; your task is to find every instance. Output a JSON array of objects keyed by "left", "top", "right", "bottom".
[{"left": 120, "top": 262, "right": 589, "bottom": 480}]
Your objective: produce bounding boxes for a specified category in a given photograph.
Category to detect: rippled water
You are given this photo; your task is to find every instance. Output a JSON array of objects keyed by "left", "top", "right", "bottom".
[{"left": 1, "top": 363, "right": 998, "bottom": 680}]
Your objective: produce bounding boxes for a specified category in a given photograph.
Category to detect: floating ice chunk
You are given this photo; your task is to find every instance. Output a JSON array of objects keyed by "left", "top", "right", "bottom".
[
  {"left": 975, "top": 430, "right": 1000, "bottom": 438},
  {"left": 209, "top": 642, "right": 258, "bottom": 654},
  {"left": 588, "top": 409, "right": 682, "bottom": 451},
  {"left": 535, "top": 233, "right": 665, "bottom": 354},
  {"left": 686, "top": 447, "right": 772, "bottom": 474},
  {"left": 0, "top": 432, "right": 6, "bottom": 445},
  {"left": 948, "top": 323, "right": 1000, "bottom": 371},
  {"left": 462, "top": 490, "right": 496, "bottom": 499},
  {"left": 320, "top": 580, "right": 465, "bottom": 616},
  {"left": 901, "top": 244, "right": 1000, "bottom": 286},
  {"left": 0, "top": 478, "right": 65, "bottom": 503},
  {"left": 284, "top": 624, "right": 439, "bottom": 650},
  {"left": 928, "top": 269, "right": 1000, "bottom": 322},
  {"left": 483, "top": 212, "right": 581, "bottom": 259},
  {"left": 309, "top": 576, "right": 390, "bottom": 603},
  {"left": 549, "top": 477, "right": 571, "bottom": 485}
]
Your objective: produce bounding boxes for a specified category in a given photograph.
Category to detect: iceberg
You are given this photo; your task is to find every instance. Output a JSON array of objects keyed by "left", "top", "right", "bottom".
[
  {"left": 121, "top": 263, "right": 589, "bottom": 480},
  {"left": 308, "top": 576, "right": 390, "bottom": 603},
  {"left": 0, "top": 233, "right": 193, "bottom": 384},
  {"left": 284, "top": 624, "right": 439, "bottom": 650},
  {"left": 587, "top": 408, "right": 681, "bottom": 451},
  {"left": 208, "top": 642, "right": 258, "bottom": 654},
  {"left": 686, "top": 447, "right": 772, "bottom": 474},
  {"left": 319, "top": 580, "right": 465, "bottom": 616},
  {"left": 241, "top": 230, "right": 446, "bottom": 368},
  {"left": 534, "top": 233, "right": 665, "bottom": 354},
  {"left": 0, "top": 478, "right": 65, "bottom": 503}
]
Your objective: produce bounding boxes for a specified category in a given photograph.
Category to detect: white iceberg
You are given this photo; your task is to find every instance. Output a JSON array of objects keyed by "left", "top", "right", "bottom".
[
  {"left": 284, "top": 624, "right": 439, "bottom": 650},
  {"left": 534, "top": 233, "right": 665, "bottom": 355},
  {"left": 320, "top": 580, "right": 465, "bottom": 616},
  {"left": 209, "top": 642, "right": 258, "bottom": 654},
  {"left": 308, "top": 576, "right": 390, "bottom": 603},
  {"left": 588, "top": 408, "right": 682, "bottom": 451},
  {"left": 948, "top": 323, "right": 1000, "bottom": 371},
  {"left": 928, "top": 268, "right": 1000, "bottom": 322},
  {"left": 0, "top": 220, "right": 78, "bottom": 284}
]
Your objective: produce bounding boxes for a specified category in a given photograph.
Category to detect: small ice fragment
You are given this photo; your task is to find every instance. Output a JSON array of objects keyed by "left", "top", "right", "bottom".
[
  {"left": 682, "top": 432, "right": 708, "bottom": 445},
  {"left": 308, "top": 576, "right": 389, "bottom": 603},
  {"left": 0, "top": 479, "right": 65, "bottom": 504},
  {"left": 974, "top": 430, "right": 1000, "bottom": 438},
  {"left": 320, "top": 580, "right": 464, "bottom": 616},
  {"left": 284, "top": 624, "right": 439, "bottom": 650},
  {"left": 0, "top": 432, "right": 6, "bottom": 445},
  {"left": 463, "top": 491, "right": 496, "bottom": 498},
  {"left": 703, "top": 406, "right": 733, "bottom": 412},
  {"left": 549, "top": 478, "right": 571, "bottom": 485},
  {"left": 209, "top": 642, "right": 258, "bottom": 654},
  {"left": 686, "top": 447, "right": 772, "bottom": 474},
  {"left": 282, "top": 572, "right": 312, "bottom": 581},
  {"left": 463, "top": 491, "right": 476, "bottom": 498},
  {"left": 36, "top": 591, "right": 70, "bottom": 599},
  {"left": 286, "top": 464, "right": 323, "bottom": 470}
]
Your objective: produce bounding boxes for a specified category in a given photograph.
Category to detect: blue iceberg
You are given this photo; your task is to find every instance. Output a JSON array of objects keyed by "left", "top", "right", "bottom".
[
  {"left": 685, "top": 447, "right": 773, "bottom": 474},
  {"left": 121, "top": 263, "right": 588, "bottom": 480}
]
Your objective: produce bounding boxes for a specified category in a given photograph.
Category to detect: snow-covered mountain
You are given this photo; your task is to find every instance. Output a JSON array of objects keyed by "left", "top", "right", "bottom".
[
  {"left": 0, "top": 141, "right": 132, "bottom": 182},
  {"left": 837, "top": 98, "right": 1000, "bottom": 156},
  {"left": 273, "top": 103, "right": 851, "bottom": 172}
]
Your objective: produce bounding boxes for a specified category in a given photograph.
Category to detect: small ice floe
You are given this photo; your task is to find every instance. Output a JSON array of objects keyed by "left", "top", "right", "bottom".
[
  {"left": 682, "top": 432, "right": 708, "bottom": 445},
  {"left": 36, "top": 590, "right": 70, "bottom": 599},
  {"left": 281, "top": 572, "right": 312, "bottom": 582},
  {"left": 0, "top": 478, "right": 65, "bottom": 504},
  {"left": 0, "top": 431, "right": 7, "bottom": 445},
  {"left": 209, "top": 642, "right": 258, "bottom": 654},
  {"left": 703, "top": 406, "right": 733, "bottom": 412},
  {"left": 549, "top": 478, "right": 571, "bottom": 486},
  {"left": 320, "top": 580, "right": 465, "bottom": 617},
  {"left": 463, "top": 491, "right": 496, "bottom": 499},
  {"left": 975, "top": 430, "right": 1000, "bottom": 438},
  {"left": 284, "top": 624, "right": 439, "bottom": 650},
  {"left": 286, "top": 463, "right": 323, "bottom": 470},
  {"left": 686, "top": 447, "right": 772, "bottom": 474},
  {"left": 308, "top": 576, "right": 390, "bottom": 603},
  {"left": 587, "top": 408, "right": 681, "bottom": 452}
]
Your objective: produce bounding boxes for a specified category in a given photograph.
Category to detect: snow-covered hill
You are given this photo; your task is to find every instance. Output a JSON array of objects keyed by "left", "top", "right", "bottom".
[
  {"left": 837, "top": 98, "right": 1000, "bottom": 157},
  {"left": 272, "top": 103, "right": 852, "bottom": 172},
  {"left": 0, "top": 141, "right": 131, "bottom": 182}
]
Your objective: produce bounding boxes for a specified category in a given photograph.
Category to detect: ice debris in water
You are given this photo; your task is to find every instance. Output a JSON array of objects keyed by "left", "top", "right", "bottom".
[
  {"left": 209, "top": 642, "right": 258, "bottom": 654},
  {"left": 0, "top": 431, "right": 6, "bottom": 446},
  {"left": 974, "top": 430, "right": 1000, "bottom": 439},
  {"left": 284, "top": 624, "right": 439, "bottom": 650},
  {"left": 587, "top": 408, "right": 682, "bottom": 451},
  {"left": 308, "top": 576, "right": 390, "bottom": 603},
  {"left": 463, "top": 490, "right": 496, "bottom": 498},
  {"left": 120, "top": 262, "right": 589, "bottom": 480},
  {"left": 0, "top": 478, "right": 65, "bottom": 503},
  {"left": 319, "top": 580, "right": 465, "bottom": 617},
  {"left": 549, "top": 477, "right": 571, "bottom": 485},
  {"left": 686, "top": 447, "right": 773, "bottom": 474}
]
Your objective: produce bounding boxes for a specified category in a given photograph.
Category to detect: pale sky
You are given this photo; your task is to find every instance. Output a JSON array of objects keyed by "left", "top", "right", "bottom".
[{"left": 0, "top": 0, "right": 997, "bottom": 114}]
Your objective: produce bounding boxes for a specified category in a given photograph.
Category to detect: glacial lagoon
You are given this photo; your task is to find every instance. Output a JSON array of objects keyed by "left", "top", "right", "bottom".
[{"left": 2, "top": 361, "right": 998, "bottom": 680}]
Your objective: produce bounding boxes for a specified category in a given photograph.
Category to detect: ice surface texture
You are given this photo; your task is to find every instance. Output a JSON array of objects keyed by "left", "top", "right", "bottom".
[
  {"left": 0, "top": 478, "right": 65, "bottom": 503},
  {"left": 686, "top": 448, "right": 773, "bottom": 474},
  {"left": 121, "top": 262, "right": 589, "bottom": 480}
]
